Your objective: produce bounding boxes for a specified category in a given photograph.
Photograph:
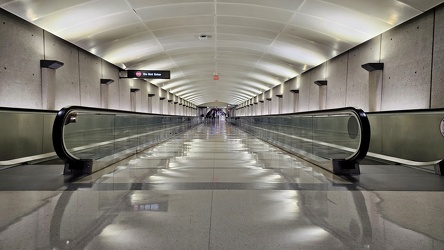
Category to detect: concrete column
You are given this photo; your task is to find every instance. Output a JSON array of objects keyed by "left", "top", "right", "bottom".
[
  {"left": 41, "top": 68, "right": 56, "bottom": 110},
  {"left": 267, "top": 99, "right": 272, "bottom": 114},
  {"left": 159, "top": 99, "right": 164, "bottom": 114},
  {"left": 147, "top": 94, "right": 154, "bottom": 113},
  {"left": 319, "top": 85, "right": 327, "bottom": 110},
  {"left": 100, "top": 84, "right": 109, "bottom": 109},
  {"left": 130, "top": 92, "right": 137, "bottom": 112},
  {"left": 369, "top": 70, "right": 383, "bottom": 112},
  {"left": 314, "top": 80, "right": 327, "bottom": 110},
  {"left": 294, "top": 93, "right": 299, "bottom": 112},
  {"left": 100, "top": 79, "right": 114, "bottom": 109},
  {"left": 173, "top": 102, "right": 178, "bottom": 115},
  {"left": 276, "top": 95, "right": 283, "bottom": 114}
]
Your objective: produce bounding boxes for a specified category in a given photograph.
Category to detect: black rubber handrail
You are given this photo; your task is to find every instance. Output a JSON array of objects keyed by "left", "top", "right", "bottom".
[
  {"left": 348, "top": 108, "right": 371, "bottom": 164},
  {"left": 0, "top": 106, "right": 58, "bottom": 113},
  {"left": 366, "top": 107, "right": 444, "bottom": 115},
  {"left": 52, "top": 106, "right": 76, "bottom": 164}
]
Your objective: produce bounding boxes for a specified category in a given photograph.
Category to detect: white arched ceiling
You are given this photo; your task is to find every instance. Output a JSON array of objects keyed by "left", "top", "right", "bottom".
[{"left": 2, "top": 0, "right": 443, "bottom": 105}]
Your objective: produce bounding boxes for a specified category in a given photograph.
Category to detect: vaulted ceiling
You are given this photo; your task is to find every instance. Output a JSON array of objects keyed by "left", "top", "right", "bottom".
[{"left": 1, "top": 0, "right": 443, "bottom": 105}]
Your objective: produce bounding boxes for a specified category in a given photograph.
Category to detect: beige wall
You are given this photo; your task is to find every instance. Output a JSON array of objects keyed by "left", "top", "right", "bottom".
[
  {"left": 297, "top": 6, "right": 442, "bottom": 112},
  {"left": 0, "top": 9, "right": 195, "bottom": 115},
  {"left": 237, "top": 5, "right": 444, "bottom": 115},
  {"left": 432, "top": 6, "right": 444, "bottom": 108},
  {"left": 0, "top": 10, "right": 43, "bottom": 109}
]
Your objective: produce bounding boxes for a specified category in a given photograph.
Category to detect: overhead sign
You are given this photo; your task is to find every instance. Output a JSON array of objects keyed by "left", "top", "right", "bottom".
[{"left": 124, "top": 70, "right": 170, "bottom": 79}]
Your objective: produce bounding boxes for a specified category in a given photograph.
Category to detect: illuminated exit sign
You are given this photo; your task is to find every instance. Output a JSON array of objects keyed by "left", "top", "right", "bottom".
[{"left": 122, "top": 70, "right": 171, "bottom": 79}]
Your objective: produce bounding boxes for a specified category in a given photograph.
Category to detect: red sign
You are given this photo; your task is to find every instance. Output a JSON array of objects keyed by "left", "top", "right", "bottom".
[{"left": 213, "top": 75, "right": 219, "bottom": 80}]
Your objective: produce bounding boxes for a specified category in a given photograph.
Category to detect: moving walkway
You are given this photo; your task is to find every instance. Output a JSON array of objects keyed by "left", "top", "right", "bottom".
[{"left": 1, "top": 106, "right": 443, "bottom": 179}]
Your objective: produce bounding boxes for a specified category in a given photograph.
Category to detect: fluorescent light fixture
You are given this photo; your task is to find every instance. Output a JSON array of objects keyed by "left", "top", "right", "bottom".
[
  {"left": 100, "top": 79, "right": 114, "bottom": 85},
  {"left": 361, "top": 63, "right": 384, "bottom": 72},
  {"left": 40, "top": 60, "right": 64, "bottom": 69},
  {"left": 314, "top": 80, "right": 327, "bottom": 86}
]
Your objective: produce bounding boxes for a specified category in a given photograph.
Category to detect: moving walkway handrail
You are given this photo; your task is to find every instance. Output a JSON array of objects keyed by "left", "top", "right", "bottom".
[
  {"left": 53, "top": 106, "right": 201, "bottom": 175},
  {"left": 230, "top": 107, "right": 370, "bottom": 175}
]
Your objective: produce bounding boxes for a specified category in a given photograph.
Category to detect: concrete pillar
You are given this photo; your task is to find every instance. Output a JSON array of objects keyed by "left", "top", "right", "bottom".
[
  {"left": 276, "top": 95, "right": 283, "bottom": 114},
  {"left": 100, "top": 79, "right": 114, "bottom": 109},
  {"left": 314, "top": 80, "right": 327, "bottom": 110},
  {"left": 369, "top": 70, "right": 383, "bottom": 112},
  {"left": 147, "top": 94, "right": 154, "bottom": 113},
  {"left": 100, "top": 84, "right": 109, "bottom": 109},
  {"left": 130, "top": 88, "right": 140, "bottom": 112},
  {"left": 41, "top": 68, "right": 56, "bottom": 110},
  {"left": 294, "top": 93, "right": 299, "bottom": 112},
  {"left": 361, "top": 63, "right": 384, "bottom": 112},
  {"left": 159, "top": 98, "right": 164, "bottom": 114},
  {"left": 319, "top": 85, "right": 327, "bottom": 110}
]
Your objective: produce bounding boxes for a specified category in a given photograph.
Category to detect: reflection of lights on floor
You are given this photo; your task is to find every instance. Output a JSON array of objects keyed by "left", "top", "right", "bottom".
[
  {"left": 261, "top": 191, "right": 300, "bottom": 221},
  {"left": 115, "top": 166, "right": 128, "bottom": 172},
  {"left": 290, "top": 226, "right": 330, "bottom": 242},
  {"left": 128, "top": 159, "right": 139, "bottom": 164},
  {"left": 259, "top": 174, "right": 284, "bottom": 183},
  {"left": 147, "top": 175, "right": 163, "bottom": 181},
  {"left": 100, "top": 224, "right": 129, "bottom": 239}
]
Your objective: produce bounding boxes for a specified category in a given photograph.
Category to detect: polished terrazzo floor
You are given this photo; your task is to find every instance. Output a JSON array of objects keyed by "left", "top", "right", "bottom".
[{"left": 1, "top": 120, "right": 444, "bottom": 249}]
